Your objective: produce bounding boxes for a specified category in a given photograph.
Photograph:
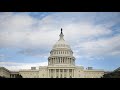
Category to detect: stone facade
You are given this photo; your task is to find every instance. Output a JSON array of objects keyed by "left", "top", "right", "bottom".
[
  {"left": 19, "top": 69, "right": 39, "bottom": 78},
  {"left": 10, "top": 71, "right": 20, "bottom": 78},
  {"left": 0, "top": 67, "right": 22, "bottom": 78},
  {"left": 0, "top": 67, "right": 11, "bottom": 78}
]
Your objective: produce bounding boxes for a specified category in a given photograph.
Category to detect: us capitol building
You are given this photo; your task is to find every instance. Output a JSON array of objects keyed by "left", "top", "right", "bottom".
[{"left": 0, "top": 28, "right": 104, "bottom": 78}]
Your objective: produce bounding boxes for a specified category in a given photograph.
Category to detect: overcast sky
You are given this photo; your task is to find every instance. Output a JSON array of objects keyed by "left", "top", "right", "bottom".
[{"left": 0, "top": 12, "right": 120, "bottom": 71}]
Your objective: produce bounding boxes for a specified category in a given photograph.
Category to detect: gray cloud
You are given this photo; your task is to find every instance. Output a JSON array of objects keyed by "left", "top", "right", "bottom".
[
  {"left": 0, "top": 12, "right": 120, "bottom": 59},
  {"left": 0, "top": 61, "right": 48, "bottom": 71}
]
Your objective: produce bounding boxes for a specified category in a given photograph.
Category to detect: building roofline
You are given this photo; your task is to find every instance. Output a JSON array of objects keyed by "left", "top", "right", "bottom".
[{"left": 0, "top": 67, "right": 11, "bottom": 73}]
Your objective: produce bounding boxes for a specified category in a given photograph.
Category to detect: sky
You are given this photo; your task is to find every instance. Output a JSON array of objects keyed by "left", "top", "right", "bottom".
[{"left": 0, "top": 12, "right": 120, "bottom": 71}]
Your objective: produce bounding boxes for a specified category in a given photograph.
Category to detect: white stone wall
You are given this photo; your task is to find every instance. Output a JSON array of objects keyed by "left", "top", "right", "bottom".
[
  {"left": 74, "top": 66, "right": 84, "bottom": 78},
  {"left": 84, "top": 70, "right": 104, "bottom": 78},
  {"left": 19, "top": 70, "right": 39, "bottom": 78},
  {"left": 0, "top": 67, "right": 10, "bottom": 78},
  {"left": 38, "top": 66, "right": 48, "bottom": 78},
  {"left": 18, "top": 66, "right": 104, "bottom": 78}
]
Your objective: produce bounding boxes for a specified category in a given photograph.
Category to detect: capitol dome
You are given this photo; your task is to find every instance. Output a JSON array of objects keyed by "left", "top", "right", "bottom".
[
  {"left": 48, "top": 28, "right": 75, "bottom": 66},
  {"left": 52, "top": 28, "right": 71, "bottom": 50}
]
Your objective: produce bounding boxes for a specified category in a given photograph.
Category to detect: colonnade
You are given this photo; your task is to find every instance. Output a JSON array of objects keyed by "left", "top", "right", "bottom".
[
  {"left": 10, "top": 74, "right": 17, "bottom": 78},
  {"left": 48, "top": 57, "right": 75, "bottom": 65},
  {"left": 51, "top": 50, "right": 73, "bottom": 55},
  {"left": 48, "top": 69, "right": 74, "bottom": 78}
]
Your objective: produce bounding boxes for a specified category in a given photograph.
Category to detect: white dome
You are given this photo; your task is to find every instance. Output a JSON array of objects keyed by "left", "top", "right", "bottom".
[
  {"left": 52, "top": 29, "right": 71, "bottom": 50},
  {"left": 48, "top": 28, "right": 75, "bottom": 66},
  {"left": 53, "top": 39, "right": 71, "bottom": 50}
]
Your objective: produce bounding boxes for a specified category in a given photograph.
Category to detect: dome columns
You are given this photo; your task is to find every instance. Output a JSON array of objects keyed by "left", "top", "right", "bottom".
[{"left": 48, "top": 56, "right": 75, "bottom": 65}]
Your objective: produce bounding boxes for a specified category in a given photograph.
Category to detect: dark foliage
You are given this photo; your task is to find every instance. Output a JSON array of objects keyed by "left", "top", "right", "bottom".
[
  {"left": 102, "top": 71, "right": 120, "bottom": 78},
  {"left": 16, "top": 74, "right": 23, "bottom": 78}
]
